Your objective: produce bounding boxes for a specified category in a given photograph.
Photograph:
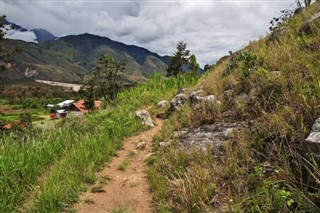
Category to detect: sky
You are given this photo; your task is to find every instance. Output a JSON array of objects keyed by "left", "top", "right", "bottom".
[{"left": 1, "top": 0, "right": 297, "bottom": 67}]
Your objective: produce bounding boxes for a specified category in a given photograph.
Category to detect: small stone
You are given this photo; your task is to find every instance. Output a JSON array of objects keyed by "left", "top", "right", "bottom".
[
  {"left": 271, "top": 71, "right": 281, "bottom": 77},
  {"left": 224, "top": 128, "right": 234, "bottom": 138},
  {"left": 136, "top": 141, "right": 146, "bottom": 150},
  {"left": 143, "top": 153, "right": 154, "bottom": 161},
  {"left": 159, "top": 141, "right": 171, "bottom": 148}
]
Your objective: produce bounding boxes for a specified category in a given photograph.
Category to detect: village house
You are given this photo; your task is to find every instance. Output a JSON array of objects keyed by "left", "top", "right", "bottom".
[{"left": 69, "top": 100, "right": 102, "bottom": 116}]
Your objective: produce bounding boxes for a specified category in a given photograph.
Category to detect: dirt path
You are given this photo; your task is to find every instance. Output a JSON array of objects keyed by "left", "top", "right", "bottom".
[{"left": 77, "top": 118, "right": 163, "bottom": 213}]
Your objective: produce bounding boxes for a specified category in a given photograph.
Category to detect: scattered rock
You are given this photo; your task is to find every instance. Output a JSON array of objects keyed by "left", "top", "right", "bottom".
[
  {"left": 157, "top": 100, "right": 170, "bottom": 108},
  {"left": 298, "top": 13, "right": 320, "bottom": 36},
  {"left": 305, "top": 117, "right": 320, "bottom": 162},
  {"left": 170, "top": 93, "right": 188, "bottom": 111},
  {"left": 261, "top": 161, "right": 273, "bottom": 175},
  {"left": 190, "top": 88, "right": 218, "bottom": 106},
  {"left": 136, "top": 141, "right": 146, "bottom": 150},
  {"left": 159, "top": 141, "right": 171, "bottom": 148},
  {"left": 135, "top": 109, "right": 154, "bottom": 127},
  {"left": 190, "top": 89, "right": 205, "bottom": 101},
  {"left": 193, "top": 95, "right": 216, "bottom": 105}
]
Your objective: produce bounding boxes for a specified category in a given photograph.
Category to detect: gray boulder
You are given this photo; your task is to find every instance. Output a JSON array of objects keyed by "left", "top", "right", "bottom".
[
  {"left": 305, "top": 117, "right": 320, "bottom": 162},
  {"left": 190, "top": 89, "right": 205, "bottom": 101},
  {"left": 192, "top": 95, "right": 216, "bottom": 105},
  {"left": 157, "top": 100, "right": 170, "bottom": 108},
  {"left": 135, "top": 110, "right": 154, "bottom": 127},
  {"left": 299, "top": 13, "right": 320, "bottom": 36},
  {"left": 171, "top": 93, "right": 188, "bottom": 110},
  {"left": 190, "top": 88, "right": 218, "bottom": 106}
]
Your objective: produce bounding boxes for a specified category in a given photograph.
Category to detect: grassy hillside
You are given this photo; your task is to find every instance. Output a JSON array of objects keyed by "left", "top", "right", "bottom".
[
  {"left": 0, "top": 73, "right": 196, "bottom": 212},
  {"left": 2, "top": 2, "right": 320, "bottom": 213},
  {"left": 149, "top": 2, "right": 320, "bottom": 212},
  {"left": 1, "top": 33, "right": 169, "bottom": 84}
]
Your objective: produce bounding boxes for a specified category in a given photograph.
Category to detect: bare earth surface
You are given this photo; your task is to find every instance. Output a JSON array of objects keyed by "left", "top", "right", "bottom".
[{"left": 77, "top": 118, "right": 163, "bottom": 213}]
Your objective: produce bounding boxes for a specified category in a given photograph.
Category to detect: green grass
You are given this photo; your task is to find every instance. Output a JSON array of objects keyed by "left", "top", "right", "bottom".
[
  {"left": 0, "top": 72, "right": 196, "bottom": 212},
  {"left": 111, "top": 206, "right": 130, "bottom": 213},
  {"left": 117, "top": 159, "right": 130, "bottom": 171}
]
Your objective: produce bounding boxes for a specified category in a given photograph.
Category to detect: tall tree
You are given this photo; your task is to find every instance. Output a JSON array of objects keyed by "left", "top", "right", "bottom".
[
  {"left": 167, "top": 41, "right": 190, "bottom": 77},
  {"left": 79, "top": 54, "right": 125, "bottom": 107},
  {"left": 189, "top": 54, "right": 199, "bottom": 77}
]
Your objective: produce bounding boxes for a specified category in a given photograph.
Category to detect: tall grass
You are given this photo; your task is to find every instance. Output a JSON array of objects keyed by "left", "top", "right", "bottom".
[{"left": 0, "top": 72, "right": 196, "bottom": 212}]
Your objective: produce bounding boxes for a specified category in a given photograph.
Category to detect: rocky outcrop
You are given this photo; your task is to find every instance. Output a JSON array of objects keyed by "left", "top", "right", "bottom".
[
  {"left": 174, "top": 122, "right": 247, "bottom": 156},
  {"left": 170, "top": 93, "right": 188, "bottom": 111},
  {"left": 135, "top": 110, "right": 154, "bottom": 127},
  {"left": 170, "top": 88, "right": 220, "bottom": 111},
  {"left": 298, "top": 13, "right": 320, "bottom": 36},
  {"left": 305, "top": 117, "right": 320, "bottom": 162}
]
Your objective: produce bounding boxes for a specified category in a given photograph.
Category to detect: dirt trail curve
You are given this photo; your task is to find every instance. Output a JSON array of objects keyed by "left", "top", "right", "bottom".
[{"left": 77, "top": 118, "right": 163, "bottom": 213}]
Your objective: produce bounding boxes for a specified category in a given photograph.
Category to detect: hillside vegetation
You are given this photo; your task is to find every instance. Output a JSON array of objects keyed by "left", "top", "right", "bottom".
[
  {"left": 2, "top": 2, "right": 320, "bottom": 213},
  {"left": 1, "top": 33, "right": 169, "bottom": 84},
  {"left": 0, "top": 73, "right": 195, "bottom": 212},
  {"left": 149, "top": 2, "right": 320, "bottom": 212}
]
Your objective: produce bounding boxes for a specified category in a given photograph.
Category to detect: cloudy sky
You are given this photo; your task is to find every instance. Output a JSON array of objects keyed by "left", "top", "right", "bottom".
[{"left": 1, "top": 0, "right": 296, "bottom": 66}]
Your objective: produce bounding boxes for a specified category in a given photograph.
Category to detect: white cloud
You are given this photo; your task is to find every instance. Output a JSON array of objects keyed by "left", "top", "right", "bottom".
[
  {"left": 4, "top": 27, "right": 37, "bottom": 43},
  {"left": 1, "top": 0, "right": 296, "bottom": 67}
]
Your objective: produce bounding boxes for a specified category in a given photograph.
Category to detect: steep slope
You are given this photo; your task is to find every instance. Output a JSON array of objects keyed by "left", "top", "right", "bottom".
[
  {"left": 149, "top": 2, "right": 320, "bottom": 212},
  {"left": 2, "top": 33, "right": 169, "bottom": 84}
]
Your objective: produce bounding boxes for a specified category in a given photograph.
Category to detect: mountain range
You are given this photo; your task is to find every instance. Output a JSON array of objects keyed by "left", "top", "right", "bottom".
[{"left": 2, "top": 20, "right": 170, "bottom": 84}]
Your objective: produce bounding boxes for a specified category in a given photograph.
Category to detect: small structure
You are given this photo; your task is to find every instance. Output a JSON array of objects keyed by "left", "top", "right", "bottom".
[
  {"left": 69, "top": 100, "right": 102, "bottom": 116},
  {"left": 57, "top": 100, "right": 74, "bottom": 109},
  {"left": 55, "top": 109, "right": 67, "bottom": 119}
]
